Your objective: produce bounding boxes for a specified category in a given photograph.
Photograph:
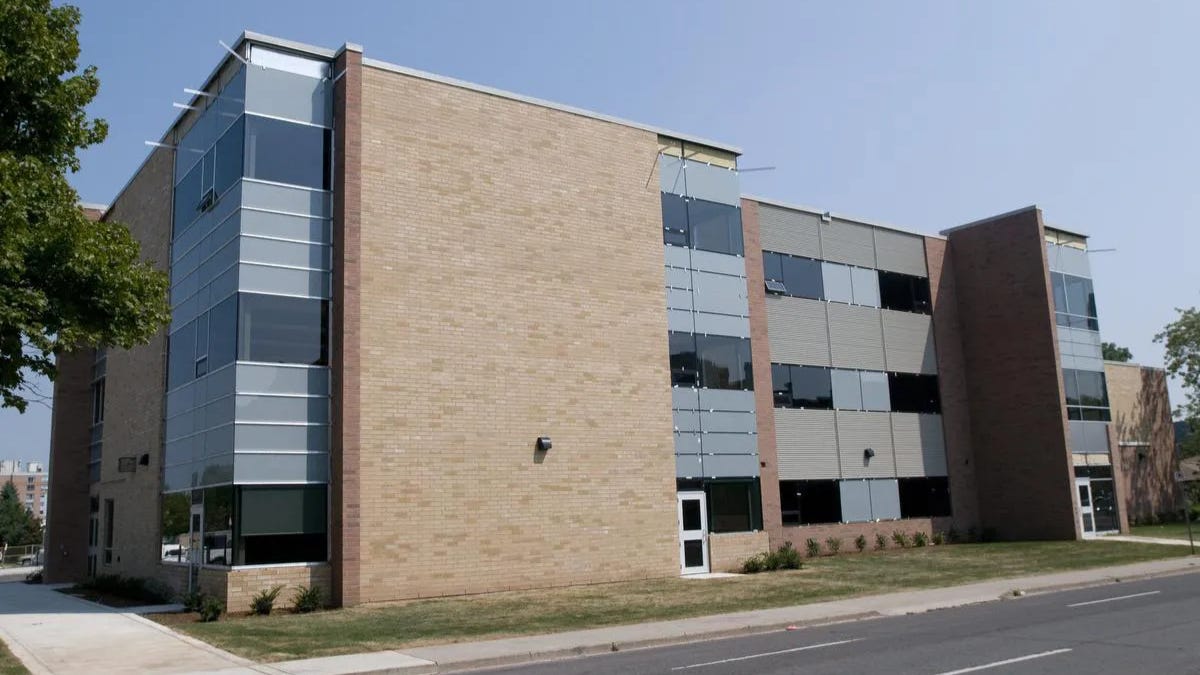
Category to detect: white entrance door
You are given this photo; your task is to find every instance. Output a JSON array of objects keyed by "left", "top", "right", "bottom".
[
  {"left": 1076, "top": 478, "right": 1097, "bottom": 538},
  {"left": 677, "top": 491, "right": 709, "bottom": 575}
]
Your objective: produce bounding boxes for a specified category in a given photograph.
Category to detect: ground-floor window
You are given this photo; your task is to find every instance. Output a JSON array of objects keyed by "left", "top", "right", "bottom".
[
  {"left": 677, "top": 478, "right": 762, "bottom": 533},
  {"left": 898, "top": 477, "right": 952, "bottom": 518},
  {"left": 780, "top": 480, "right": 841, "bottom": 525},
  {"left": 780, "top": 477, "right": 952, "bottom": 525}
]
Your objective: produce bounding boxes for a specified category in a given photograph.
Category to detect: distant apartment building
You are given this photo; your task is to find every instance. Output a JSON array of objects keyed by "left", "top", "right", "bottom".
[
  {"left": 1, "top": 460, "right": 49, "bottom": 521},
  {"left": 45, "top": 32, "right": 1177, "bottom": 610}
]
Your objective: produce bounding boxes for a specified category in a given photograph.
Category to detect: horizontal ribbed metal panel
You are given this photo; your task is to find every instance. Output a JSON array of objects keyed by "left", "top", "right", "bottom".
[
  {"left": 891, "top": 413, "right": 947, "bottom": 477},
  {"left": 874, "top": 229, "right": 928, "bottom": 277},
  {"left": 836, "top": 410, "right": 896, "bottom": 479},
  {"left": 827, "top": 303, "right": 885, "bottom": 370},
  {"left": 820, "top": 219, "right": 876, "bottom": 268},
  {"left": 775, "top": 409, "right": 839, "bottom": 480},
  {"left": 759, "top": 204, "right": 822, "bottom": 259},
  {"left": 766, "top": 296, "right": 830, "bottom": 367},
  {"left": 882, "top": 310, "right": 938, "bottom": 374}
]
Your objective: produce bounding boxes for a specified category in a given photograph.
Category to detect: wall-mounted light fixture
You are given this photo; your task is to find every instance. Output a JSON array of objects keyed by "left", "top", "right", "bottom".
[
  {"left": 863, "top": 447, "right": 875, "bottom": 461},
  {"left": 536, "top": 437, "right": 552, "bottom": 452}
]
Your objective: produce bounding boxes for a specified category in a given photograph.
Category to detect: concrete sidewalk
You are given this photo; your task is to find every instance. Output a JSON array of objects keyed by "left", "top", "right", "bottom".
[
  {"left": 196, "top": 555, "right": 1199, "bottom": 675},
  {"left": 0, "top": 579, "right": 253, "bottom": 675},
  {"left": 1099, "top": 534, "right": 1197, "bottom": 547}
]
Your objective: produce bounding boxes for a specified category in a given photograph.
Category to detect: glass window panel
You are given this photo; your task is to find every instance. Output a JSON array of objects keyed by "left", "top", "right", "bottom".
[
  {"left": 898, "top": 477, "right": 951, "bottom": 518},
  {"left": 173, "top": 160, "right": 204, "bottom": 236},
  {"left": 696, "top": 335, "right": 753, "bottom": 390},
  {"left": 781, "top": 255, "right": 823, "bottom": 299},
  {"left": 208, "top": 294, "right": 238, "bottom": 370},
  {"left": 669, "top": 331, "right": 698, "bottom": 387},
  {"left": 1067, "top": 407, "right": 1082, "bottom": 420},
  {"left": 790, "top": 365, "right": 832, "bottom": 409},
  {"left": 238, "top": 293, "right": 328, "bottom": 365},
  {"left": 911, "top": 277, "right": 932, "bottom": 313},
  {"left": 1081, "top": 407, "right": 1111, "bottom": 421},
  {"left": 202, "top": 486, "right": 234, "bottom": 566},
  {"left": 771, "top": 363, "right": 792, "bottom": 407},
  {"left": 1063, "top": 369, "right": 1080, "bottom": 407},
  {"left": 687, "top": 199, "right": 743, "bottom": 256},
  {"left": 1064, "top": 274, "right": 1096, "bottom": 318},
  {"left": 683, "top": 539, "right": 704, "bottom": 567},
  {"left": 763, "top": 252, "right": 783, "bottom": 283},
  {"left": 878, "top": 270, "right": 913, "bottom": 312},
  {"left": 244, "top": 115, "right": 331, "bottom": 190},
  {"left": 238, "top": 485, "right": 326, "bottom": 535},
  {"left": 709, "top": 482, "right": 753, "bottom": 533},
  {"left": 213, "top": 116, "right": 245, "bottom": 198},
  {"left": 781, "top": 480, "right": 841, "bottom": 525},
  {"left": 661, "top": 192, "right": 689, "bottom": 247},
  {"left": 1075, "top": 370, "right": 1109, "bottom": 407},
  {"left": 681, "top": 499, "right": 702, "bottom": 531},
  {"left": 168, "top": 322, "right": 197, "bottom": 390},
  {"left": 888, "top": 373, "right": 941, "bottom": 414},
  {"left": 1051, "top": 273, "right": 1067, "bottom": 314}
]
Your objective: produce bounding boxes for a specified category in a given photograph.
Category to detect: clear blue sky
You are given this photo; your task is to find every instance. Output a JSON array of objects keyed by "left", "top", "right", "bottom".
[{"left": 4, "top": 0, "right": 1198, "bottom": 465}]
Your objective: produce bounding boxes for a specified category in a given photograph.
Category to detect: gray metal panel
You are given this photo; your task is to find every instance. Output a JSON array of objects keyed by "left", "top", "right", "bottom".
[
  {"left": 692, "top": 270, "right": 748, "bottom": 316},
  {"left": 239, "top": 263, "right": 330, "bottom": 298},
  {"left": 234, "top": 452, "right": 329, "bottom": 484},
  {"left": 1057, "top": 335, "right": 1075, "bottom": 357},
  {"left": 241, "top": 180, "right": 332, "bottom": 218},
  {"left": 1069, "top": 420, "right": 1086, "bottom": 455},
  {"left": 851, "top": 266, "right": 880, "bottom": 307},
  {"left": 676, "top": 453, "right": 702, "bottom": 478},
  {"left": 701, "top": 432, "right": 758, "bottom": 454},
  {"left": 700, "top": 411, "right": 756, "bottom": 433},
  {"left": 245, "top": 66, "right": 332, "bottom": 127},
  {"left": 860, "top": 371, "right": 891, "bottom": 411},
  {"left": 665, "top": 267, "right": 692, "bottom": 290},
  {"left": 840, "top": 480, "right": 872, "bottom": 523},
  {"left": 673, "top": 410, "right": 701, "bottom": 432},
  {"left": 666, "top": 287, "right": 693, "bottom": 311},
  {"left": 830, "top": 369, "right": 862, "bottom": 410},
  {"left": 691, "top": 249, "right": 747, "bottom": 277},
  {"left": 664, "top": 244, "right": 691, "bottom": 269},
  {"left": 683, "top": 161, "right": 740, "bottom": 207},
  {"left": 874, "top": 229, "right": 928, "bottom": 277},
  {"left": 1070, "top": 420, "right": 1111, "bottom": 454},
  {"left": 1057, "top": 244, "right": 1091, "bottom": 277},
  {"left": 235, "top": 423, "right": 329, "bottom": 452},
  {"left": 892, "top": 413, "right": 947, "bottom": 476},
  {"left": 882, "top": 310, "right": 938, "bottom": 374},
  {"left": 1060, "top": 353, "right": 1078, "bottom": 370},
  {"left": 699, "top": 388, "right": 756, "bottom": 412},
  {"left": 775, "top": 409, "right": 839, "bottom": 480},
  {"left": 1074, "top": 355, "right": 1104, "bottom": 372},
  {"left": 240, "top": 237, "right": 331, "bottom": 270},
  {"left": 702, "top": 453, "right": 760, "bottom": 478},
  {"left": 694, "top": 312, "right": 750, "bottom": 338},
  {"left": 672, "top": 387, "right": 700, "bottom": 411},
  {"left": 822, "top": 262, "right": 853, "bottom": 304},
  {"left": 869, "top": 479, "right": 901, "bottom": 520},
  {"left": 667, "top": 308, "right": 695, "bottom": 333},
  {"left": 836, "top": 411, "right": 896, "bottom": 479},
  {"left": 758, "top": 204, "right": 822, "bottom": 260},
  {"left": 820, "top": 219, "right": 876, "bottom": 268},
  {"left": 827, "top": 303, "right": 886, "bottom": 370},
  {"left": 674, "top": 432, "right": 702, "bottom": 455},
  {"left": 659, "top": 154, "right": 685, "bottom": 197},
  {"left": 234, "top": 394, "right": 328, "bottom": 424},
  {"left": 766, "top": 297, "right": 830, "bottom": 367},
  {"left": 240, "top": 209, "right": 330, "bottom": 244}
]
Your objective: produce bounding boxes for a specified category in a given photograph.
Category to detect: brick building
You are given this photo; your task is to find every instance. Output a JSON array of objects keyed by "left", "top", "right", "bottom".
[
  {"left": 46, "top": 32, "right": 1177, "bottom": 609},
  {"left": 1, "top": 461, "right": 48, "bottom": 521}
]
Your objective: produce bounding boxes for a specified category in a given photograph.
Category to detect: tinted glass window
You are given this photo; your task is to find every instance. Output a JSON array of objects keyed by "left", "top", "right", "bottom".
[
  {"left": 771, "top": 363, "right": 792, "bottom": 407},
  {"left": 661, "top": 192, "right": 689, "bottom": 247},
  {"left": 669, "top": 331, "right": 698, "bottom": 386},
  {"left": 781, "top": 255, "right": 823, "bottom": 299},
  {"left": 213, "top": 115, "right": 244, "bottom": 198},
  {"left": 780, "top": 480, "right": 841, "bottom": 525},
  {"left": 208, "top": 294, "right": 238, "bottom": 371},
  {"left": 878, "top": 271, "right": 932, "bottom": 314},
  {"left": 1081, "top": 407, "right": 1111, "bottom": 421},
  {"left": 709, "top": 481, "right": 757, "bottom": 533},
  {"left": 888, "top": 373, "right": 941, "bottom": 414},
  {"left": 236, "top": 485, "right": 327, "bottom": 565},
  {"left": 790, "top": 365, "right": 832, "bottom": 409},
  {"left": 763, "top": 251, "right": 783, "bottom": 282},
  {"left": 1062, "top": 369, "right": 1080, "bottom": 407},
  {"left": 687, "top": 199, "right": 743, "bottom": 256},
  {"left": 244, "top": 115, "right": 331, "bottom": 190},
  {"left": 1064, "top": 274, "right": 1096, "bottom": 318},
  {"left": 168, "top": 321, "right": 196, "bottom": 389},
  {"left": 238, "top": 293, "right": 328, "bottom": 365},
  {"left": 173, "top": 160, "right": 204, "bottom": 235},
  {"left": 1051, "top": 272, "right": 1067, "bottom": 314},
  {"left": 696, "top": 335, "right": 753, "bottom": 390},
  {"left": 1074, "top": 369, "right": 1109, "bottom": 407},
  {"left": 898, "top": 477, "right": 951, "bottom": 518}
]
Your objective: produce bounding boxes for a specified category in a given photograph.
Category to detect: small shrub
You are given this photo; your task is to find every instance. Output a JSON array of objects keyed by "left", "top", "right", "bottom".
[
  {"left": 825, "top": 537, "right": 842, "bottom": 555},
  {"left": 913, "top": 531, "right": 929, "bottom": 547},
  {"left": 770, "top": 542, "right": 803, "bottom": 570},
  {"left": 250, "top": 585, "right": 285, "bottom": 616},
  {"left": 854, "top": 534, "right": 868, "bottom": 552},
  {"left": 181, "top": 590, "right": 204, "bottom": 613},
  {"left": 24, "top": 570, "right": 42, "bottom": 584},
  {"left": 292, "top": 585, "right": 323, "bottom": 613},
  {"left": 874, "top": 533, "right": 888, "bottom": 551},
  {"left": 805, "top": 538, "right": 821, "bottom": 558},
  {"left": 931, "top": 531, "right": 946, "bottom": 546},
  {"left": 198, "top": 595, "right": 224, "bottom": 622},
  {"left": 740, "top": 552, "right": 768, "bottom": 574},
  {"left": 892, "top": 530, "right": 910, "bottom": 548},
  {"left": 77, "top": 574, "right": 173, "bottom": 604}
]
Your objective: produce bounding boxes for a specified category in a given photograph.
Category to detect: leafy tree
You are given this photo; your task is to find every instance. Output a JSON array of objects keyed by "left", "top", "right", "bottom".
[
  {"left": 1101, "top": 342, "right": 1133, "bottom": 362},
  {"left": 1155, "top": 307, "right": 1200, "bottom": 457},
  {"left": 0, "top": 1, "right": 169, "bottom": 411},
  {"left": 0, "top": 482, "right": 41, "bottom": 546}
]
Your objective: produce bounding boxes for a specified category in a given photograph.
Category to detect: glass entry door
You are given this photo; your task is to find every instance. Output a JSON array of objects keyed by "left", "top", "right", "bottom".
[
  {"left": 1076, "top": 478, "right": 1096, "bottom": 537},
  {"left": 677, "top": 491, "right": 709, "bottom": 575}
]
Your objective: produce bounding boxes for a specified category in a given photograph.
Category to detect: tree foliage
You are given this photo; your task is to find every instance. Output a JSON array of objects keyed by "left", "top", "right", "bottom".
[
  {"left": 0, "top": 1, "right": 169, "bottom": 411},
  {"left": 1101, "top": 342, "right": 1133, "bottom": 362},
  {"left": 0, "top": 482, "right": 41, "bottom": 546},
  {"left": 1155, "top": 307, "right": 1200, "bottom": 457}
]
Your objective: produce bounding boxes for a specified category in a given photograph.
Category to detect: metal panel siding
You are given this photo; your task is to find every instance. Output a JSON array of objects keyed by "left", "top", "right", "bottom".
[
  {"left": 240, "top": 237, "right": 331, "bottom": 270},
  {"left": 666, "top": 287, "right": 693, "bottom": 311},
  {"left": 234, "top": 394, "right": 328, "bottom": 424},
  {"left": 240, "top": 210, "right": 330, "bottom": 244},
  {"left": 672, "top": 387, "right": 700, "bottom": 410},
  {"left": 676, "top": 453, "right": 702, "bottom": 478},
  {"left": 236, "top": 364, "right": 329, "bottom": 395},
  {"left": 234, "top": 452, "right": 329, "bottom": 484},
  {"left": 691, "top": 249, "right": 746, "bottom": 277},
  {"left": 693, "top": 313, "right": 750, "bottom": 338},
  {"left": 675, "top": 432, "right": 702, "bottom": 454},
  {"left": 1060, "top": 353, "right": 1078, "bottom": 370},
  {"left": 820, "top": 219, "right": 876, "bottom": 268},
  {"left": 827, "top": 303, "right": 886, "bottom": 370},
  {"left": 873, "top": 229, "right": 928, "bottom": 277},
  {"left": 851, "top": 266, "right": 880, "bottom": 307},
  {"left": 840, "top": 480, "right": 872, "bottom": 523},
  {"left": 700, "top": 411, "right": 757, "bottom": 433},
  {"left": 673, "top": 410, "right": 701, "bottom": 432},
  {"left": 775, "top": 409, "right": 839, "bottom": 480},
  {"left": 236, "top": 423, "right": 329, "bottom": 452},
  {"left": 664, "top": 245, "right": 691, "bottom": 269},
  {"left": 703, "top": 453, "right": 760, "bottom": 478},
  {"left": 1059, "top": 245, "right": 1092, "bottom": 277},
  {"left": 892, "top": 413, "right": 947, "bottom": 476},
  {"left": 766, "top": 297, "right": 831, "bottom": 367},
  {"left": 1075, "top": 355, "right": 1104, "bottom": 371},
  {"left": 683, "top": 162, "right": 740, "bottom": 207},
  {"left": 869, "top": 479, "right": 901, "bottom": 520},
  {"left": 822, "top": 263, "right": 853, "bottom": 304},
  {"left": 245, "top": 66, "right": 332, "bottom": 126},
  {"left": 758, "top": 204, "right": 822, "bottom": 259},
  {"left": 667, "top": 308, "right": 695, "bottom": 333},
  {"left": 238, "top": 263, "right": 330, "bottom": 298},
  {"left": 702, "top": 432, "right": 758, "bottom": 454},
  {"left": 860, "top": 371, "right": 891, "bottom": 411},
  {"left": 659, "top": 154, "right": 685, "bottom": 197},
  {"left": 882, "top": 310, "right": 938, "bottom": 374},
  {"left": 830, "top": 369, "right": 862, "bottom": 410},
  {"left": 699, "top": 389, "right": 756, "bottom": 412},
  {"left": 919, "top": 415, "right": 949, "bottom": 476},
  {"left": 1070, "top": 420, "right": 1110, "bottom": 454},
  {"left": 241, "top": 180, "right": 331, "bottom": 218},
  {"left": 665, "top": 267, "right": 692, "bottom": 290},
  {"left": 836, "top": 411, "right": 896, "bottom": 479},
  {"left": 692, "top": 271, "right": 748, "bottom": 316}
]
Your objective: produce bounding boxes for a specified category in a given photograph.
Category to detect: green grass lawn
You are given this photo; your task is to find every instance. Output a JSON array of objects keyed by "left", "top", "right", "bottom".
[
  {"left": 161, "top": 541, "right": 1190, "bottom": 662},
  {"left": 0, "top": 641, "right": 28, "bottom": 675},
  {"left": 1130, "top": 522, "right": 1200, "bottom": 541}
]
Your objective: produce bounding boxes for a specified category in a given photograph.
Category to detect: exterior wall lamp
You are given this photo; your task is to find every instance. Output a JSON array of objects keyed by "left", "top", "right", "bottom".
[
  {"left": 864, "top": 447, "right": 875, "bottom": 461},
  {"left": 536, "top": 437, "right": 552, "bottom": 452}
]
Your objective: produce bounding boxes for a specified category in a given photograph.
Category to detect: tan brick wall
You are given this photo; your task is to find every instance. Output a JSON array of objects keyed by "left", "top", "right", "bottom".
[
  {"left": 354, "top": 64, "right": 679, "bottom": 601},
  {"left": 224, "top": 564, "right": 333, "bottom": 613},
  {"left": 708, "top": 531, "right": 769, "bottom": 572},
  {"left": 93, "top": 146, "right": 173, "bottom": 581},
  {"left": 1106, "top": 363, "right": 1179, "bottom": 523}
]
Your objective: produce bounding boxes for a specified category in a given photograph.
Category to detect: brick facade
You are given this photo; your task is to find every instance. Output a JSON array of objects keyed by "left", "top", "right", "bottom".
[
  {"left": 708, "top": 531, "right": 769, "bottom": 572},
  {"left": 44, "top": 349, "right": 94, "bottom": 583},
  {"left": 1106, "top": 363, "right": 1179, "bottom": 523},
  {"left": 945, "top": 208, "right": 1078, "bottom": 540}
]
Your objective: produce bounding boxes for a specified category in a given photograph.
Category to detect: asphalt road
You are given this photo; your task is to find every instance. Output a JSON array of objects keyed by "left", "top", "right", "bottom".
[{"left": 481, "top": 572, "right": 1200, "bottom": 674}]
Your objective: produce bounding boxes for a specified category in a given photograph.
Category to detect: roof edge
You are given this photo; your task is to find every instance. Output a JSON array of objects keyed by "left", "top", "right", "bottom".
[
  {"left": 939, "top": 205, "right": 1040, "bottom": 236},
  {"left": 742, "top": 194, "right": 945, "bottom": 241}
]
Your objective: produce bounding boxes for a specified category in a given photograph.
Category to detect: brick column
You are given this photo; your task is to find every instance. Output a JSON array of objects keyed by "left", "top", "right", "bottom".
[{"left": 44, "top": 349, "right": 94, "bottom": 583}]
